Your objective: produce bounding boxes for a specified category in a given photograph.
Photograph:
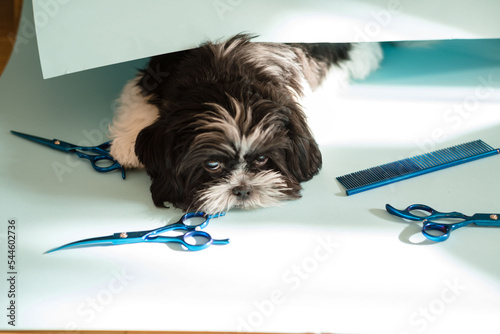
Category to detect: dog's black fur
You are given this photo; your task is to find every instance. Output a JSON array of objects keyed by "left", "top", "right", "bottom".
[{"left": 115, "top": 34, "right": 359, "bottom": 213}]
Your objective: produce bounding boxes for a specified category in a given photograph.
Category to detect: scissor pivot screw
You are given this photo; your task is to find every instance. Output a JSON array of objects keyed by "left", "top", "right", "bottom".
[
  {"left": 490, "top": 215, "right": 498, "bottom": 220},
  {"left": 119, "top": 232, "right": 128, "bottom": 238},
  {"left": 54, "top": 140, "right": 60, "bottom": 145}
]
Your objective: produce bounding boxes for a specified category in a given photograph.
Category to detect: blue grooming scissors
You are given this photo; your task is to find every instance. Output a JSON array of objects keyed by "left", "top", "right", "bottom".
[
  {"left": 11, "top": 130, "right": 125, "bottom": 179},
  {"left": 386, "top": 204, "right": 500, "bottom": 242},
  {"left": 45, "top": 212, "right": 229, "bottom": 253}
]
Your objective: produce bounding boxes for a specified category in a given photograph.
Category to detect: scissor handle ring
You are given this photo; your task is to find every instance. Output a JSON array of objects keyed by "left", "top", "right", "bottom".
[
  {"left": 182, "top": 212, "right": 210, "bottom": 230},
  {"left": 386, "top": 204, "right": 435, "bottom": 221},
  {"left": 181, "top": 230, "right": 213, "bottom": 251},
  {"left": 74, "top": 150, "right": 115, "bottom": 168},
  {"left": 422, "top": 220, "right": 452, "bottom": 242},
  {"left": 74, "top": 151, "right": 125, "bottom": 178},
  {"left": 407, "top": 204, "right": 436, "bottom": 214},
  {"left": 89, "top": 155, "right": 121, "bottom": 171}
]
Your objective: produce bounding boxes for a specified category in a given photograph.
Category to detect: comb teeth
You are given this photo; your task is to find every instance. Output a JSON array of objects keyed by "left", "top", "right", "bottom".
[{"left": 337, "top": 140, "right": 498, "bottom": 195}]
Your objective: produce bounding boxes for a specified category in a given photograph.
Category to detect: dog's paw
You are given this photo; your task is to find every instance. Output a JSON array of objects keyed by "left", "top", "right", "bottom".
[
  {"left": 108, "top": 76, "right": 160, "bottom": 169},
  {"left": 109, "top": 136, "right": 143, "bottom": 169}
]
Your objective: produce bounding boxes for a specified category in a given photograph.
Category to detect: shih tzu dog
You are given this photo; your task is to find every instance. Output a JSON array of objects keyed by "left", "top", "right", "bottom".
[{"left": 109, "top": 34, "right": 382, "bottom": 213}]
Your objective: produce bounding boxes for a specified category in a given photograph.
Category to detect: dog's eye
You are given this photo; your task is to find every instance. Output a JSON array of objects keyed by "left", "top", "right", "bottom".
[
  {"left": 254, "top": 155, "right": 268, "bottom": 167},
  {"left": 204, "top": 160, "right": 222, "bottom": 172}
]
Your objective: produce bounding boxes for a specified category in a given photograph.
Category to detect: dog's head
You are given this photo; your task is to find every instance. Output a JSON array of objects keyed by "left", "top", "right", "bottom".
[{"left": 135, "top": 93, "right": 321, "bottom": 214}]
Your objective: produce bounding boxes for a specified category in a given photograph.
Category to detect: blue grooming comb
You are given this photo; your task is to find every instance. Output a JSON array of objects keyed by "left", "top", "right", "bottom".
[{"left": 336, "top": 140, "right": 499, "bottom": 195}]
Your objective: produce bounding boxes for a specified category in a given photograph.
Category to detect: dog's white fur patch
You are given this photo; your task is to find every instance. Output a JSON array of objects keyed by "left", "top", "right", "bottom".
[
  {"left": 296, "top": 42, "right": 382, "bottom": 108},
  {"left": 195, "top": 98, "right": 282, "bottom": 159},
  {"left": 109, "top": 76, "right": 159, "bottom": 168},
  {"left": 321, "top": 42, "right": 383, "bottom": 91},
  {"left": 194, "top": 169, "right": 290, "bottom": 213},
  {"left": 342, "top": 42, "right": 383, "bottom": 80}
]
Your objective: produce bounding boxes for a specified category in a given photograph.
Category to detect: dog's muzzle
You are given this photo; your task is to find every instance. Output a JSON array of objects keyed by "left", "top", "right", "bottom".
[{"left": 232, "top": 185, "right": 252, "bottom": 200}]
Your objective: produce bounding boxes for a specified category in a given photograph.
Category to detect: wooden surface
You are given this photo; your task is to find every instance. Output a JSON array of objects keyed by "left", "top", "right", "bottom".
[{"left": 0, "top": 0, "right": 22, "bottom": 76}]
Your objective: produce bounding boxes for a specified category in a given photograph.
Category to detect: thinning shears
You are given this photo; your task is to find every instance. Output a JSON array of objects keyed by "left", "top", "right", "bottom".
[
  {"left": 386, "top": 203, "right": 500, "bottom": 242},
  {"left": 11, "top": 130, "right": 125, "bottom": 179},
  {"left": 45, "top": 212, "right": 229, "bottom": 253}
]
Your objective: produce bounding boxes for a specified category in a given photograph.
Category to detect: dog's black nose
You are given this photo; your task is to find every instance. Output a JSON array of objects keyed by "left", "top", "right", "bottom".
[{"left": 232, "top": 185, "right": 252, "bottom": 200}]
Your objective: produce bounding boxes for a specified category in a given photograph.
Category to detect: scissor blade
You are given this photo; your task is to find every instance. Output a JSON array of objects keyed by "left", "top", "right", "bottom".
[
  {"left": 470, "top": 213, "right": 500, "bottom": 227},
  {"left": 44, "top": 234, "right": 130, "bottom": 254},
  {"left": 11, "top": 130, "right": 68, "bottom": 152}
]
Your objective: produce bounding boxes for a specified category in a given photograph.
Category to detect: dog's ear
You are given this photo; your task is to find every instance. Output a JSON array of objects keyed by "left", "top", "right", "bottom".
[
  {"left": 285, "top": 113, "right": 322, "bottom": 182},
  {"left": 135, "top": 119, "right": 186, "bottom": 208}
]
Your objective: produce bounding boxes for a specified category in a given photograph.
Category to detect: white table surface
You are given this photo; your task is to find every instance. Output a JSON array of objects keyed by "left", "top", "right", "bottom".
[{"left": 2, "top": 2, "right": 500, "bottom": 333}]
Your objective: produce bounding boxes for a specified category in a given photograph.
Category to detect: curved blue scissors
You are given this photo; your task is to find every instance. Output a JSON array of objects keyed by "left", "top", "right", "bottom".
[
  {"left": 386, "top": 203, "right": 500, "bottom": 242},
  {"left": 11, "top": 130, "right": 125, "bottom": 179},
  {"left": 45, "top": 212, "right": 229, "bottom": 253}
]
